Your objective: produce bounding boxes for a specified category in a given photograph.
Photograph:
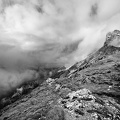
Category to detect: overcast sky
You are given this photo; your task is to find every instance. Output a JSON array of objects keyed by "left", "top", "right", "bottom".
[
  {"left": 0, "top": 0, "right": 120, "bottom": 96},
  {"left": 0, "top": 0, "right": 120, "bottom": 68}
]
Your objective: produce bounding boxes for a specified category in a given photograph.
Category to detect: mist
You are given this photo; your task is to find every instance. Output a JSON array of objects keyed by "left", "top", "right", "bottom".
[{"left": 0, "top": 0, "right": 120, "bottom": 97}]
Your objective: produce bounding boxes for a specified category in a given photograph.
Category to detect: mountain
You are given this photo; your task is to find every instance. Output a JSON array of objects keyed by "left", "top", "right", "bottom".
[{"left": 0, "top": 30, "right": 120, "bottom": 120}]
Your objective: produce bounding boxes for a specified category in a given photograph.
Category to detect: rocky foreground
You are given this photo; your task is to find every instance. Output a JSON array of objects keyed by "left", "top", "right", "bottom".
[{"left": 0, "top": 30, "right": 120, "bottom": 120}]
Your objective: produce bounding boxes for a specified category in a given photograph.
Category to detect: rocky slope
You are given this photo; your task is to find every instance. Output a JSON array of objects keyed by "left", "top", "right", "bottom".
[{"left": 0, "top": 30, "right": 120, "bottom": 120}]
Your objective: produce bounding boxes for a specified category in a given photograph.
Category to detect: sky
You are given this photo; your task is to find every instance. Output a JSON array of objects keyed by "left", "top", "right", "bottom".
[{"left": 0, "top": 0, "right": 120, "bottom": 96}]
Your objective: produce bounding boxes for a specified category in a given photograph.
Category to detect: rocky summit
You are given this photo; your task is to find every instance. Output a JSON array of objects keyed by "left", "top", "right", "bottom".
[{"left": 0, "top": 30, "right": 120, "bottom": 120}]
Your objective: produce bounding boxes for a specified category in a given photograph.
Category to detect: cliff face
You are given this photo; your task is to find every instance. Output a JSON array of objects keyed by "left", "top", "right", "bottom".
[{"left": 1, "top": 30, "right": 120, "bottom": 120}]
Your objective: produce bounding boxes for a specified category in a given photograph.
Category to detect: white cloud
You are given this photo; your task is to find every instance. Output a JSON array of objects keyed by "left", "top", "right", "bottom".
[
  {"left": 0, "top": 0, "right": 120, "bottom": 68},
  {"left": 0, "top": 0, "right": 120, "bottom": 95}
]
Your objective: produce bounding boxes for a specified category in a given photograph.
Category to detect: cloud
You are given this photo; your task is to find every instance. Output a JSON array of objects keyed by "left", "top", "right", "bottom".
[
  {"left": 0, "top": 69, "right": 38, "bottom": 98},
  {"left": 90, "top": 3, "right": 98, "bottom": 17},
  {"left": 0, "top": 0, "right": 119, "bottom": 66},
  {"left": 0, "top": 0, "right": 120, "bottom": 96}
]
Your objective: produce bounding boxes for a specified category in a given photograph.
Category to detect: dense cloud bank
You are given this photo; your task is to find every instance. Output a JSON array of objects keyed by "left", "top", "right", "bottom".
[
  {"left": 0, "top": 0, "right": 120, "bottom": 67},
  {"left": 0, "top": 0, "right": 120, "bottom": 97}
]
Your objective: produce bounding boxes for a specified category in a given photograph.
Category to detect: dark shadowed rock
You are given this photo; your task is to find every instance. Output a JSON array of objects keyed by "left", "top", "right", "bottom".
[{"left": 46, "top": 106, "right": 65, "bottom": 120}]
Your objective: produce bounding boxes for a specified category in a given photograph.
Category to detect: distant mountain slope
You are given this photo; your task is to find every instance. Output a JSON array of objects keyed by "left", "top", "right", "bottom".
[{"left": 1, "top": 30, "right": 120, "bottom": 120}]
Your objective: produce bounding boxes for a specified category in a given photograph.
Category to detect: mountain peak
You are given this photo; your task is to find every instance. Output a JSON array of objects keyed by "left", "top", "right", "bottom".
[
  {"left": 104, "top": 30, "right": 120, "bottom": 47},
  {"left": 1, "top": 30, "right": 120, "bottom": 120}
]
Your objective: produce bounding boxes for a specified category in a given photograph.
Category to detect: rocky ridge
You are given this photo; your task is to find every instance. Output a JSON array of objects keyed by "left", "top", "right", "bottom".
[{"left": 0, "top": 30, "right": 120, "bottom": 120}]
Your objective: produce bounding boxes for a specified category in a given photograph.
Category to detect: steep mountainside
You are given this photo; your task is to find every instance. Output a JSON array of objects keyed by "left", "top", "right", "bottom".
[{"left": 0, "top": 30, "right": 120, "bottom": 120}]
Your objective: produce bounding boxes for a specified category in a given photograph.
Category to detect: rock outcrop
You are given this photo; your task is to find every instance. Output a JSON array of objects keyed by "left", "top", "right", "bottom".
[
  {"left": 0, "top": 30, "right": 120, "bottom": 120},
  {"left": 104, "top": 30, "right": 120, "bottom": 47}
]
